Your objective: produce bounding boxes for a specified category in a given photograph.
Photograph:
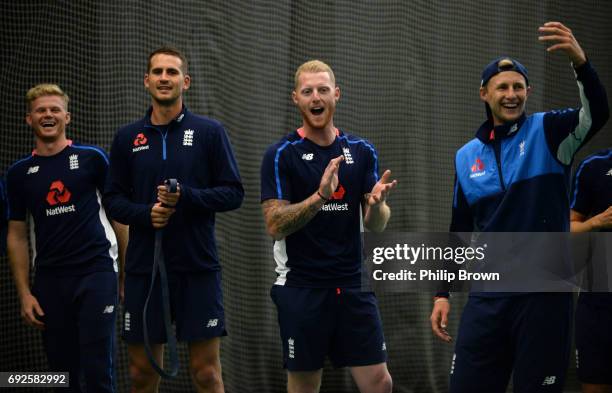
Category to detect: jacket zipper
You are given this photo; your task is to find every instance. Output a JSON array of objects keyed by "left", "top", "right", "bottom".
[{"left": 493, "top": 139, "right": 506, "bottom": 191}]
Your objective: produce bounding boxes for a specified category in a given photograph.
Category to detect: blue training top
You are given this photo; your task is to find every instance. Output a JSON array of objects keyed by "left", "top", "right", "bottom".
[
  {"left": 261, "top": 129, "right": 379, "bottom": 288},
  {"left": 5, "top": 142, "right": 118, "bottom": 275}
]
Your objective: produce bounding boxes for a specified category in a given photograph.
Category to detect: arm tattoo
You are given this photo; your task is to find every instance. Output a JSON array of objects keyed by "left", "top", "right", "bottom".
[{"left": 262, "top": 196, "right": 323, "bottom": 239}]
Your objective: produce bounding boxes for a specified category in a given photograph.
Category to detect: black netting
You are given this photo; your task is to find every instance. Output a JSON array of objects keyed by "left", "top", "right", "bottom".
[{"left": 2, "top": 1, "right": 611, "bottom": 392}]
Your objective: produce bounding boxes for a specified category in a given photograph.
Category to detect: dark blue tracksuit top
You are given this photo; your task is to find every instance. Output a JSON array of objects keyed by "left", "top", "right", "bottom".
[{"left": 103, "top": 106, "right": 243, "bottom": 274}]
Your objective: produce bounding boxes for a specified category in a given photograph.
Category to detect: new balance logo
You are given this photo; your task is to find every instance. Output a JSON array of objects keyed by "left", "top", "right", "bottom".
[
  {"left": 183, "top": 129, "right": 194, "bottom": 146},
  {"left": 342, "top": 147, "right": 354, "bottom": 164},
  {"left": 206, "top": 319, "right": 218, "bottom": 328},
  {"left": 69, "top": 154, "right": 79, "bottom": 170},
  {"left": 124, "top": 312, "right": 131, "bottom": 331},
  {"left": 542, "top": 376, "right": 556, "bottom": 386},
  {"left": 27, "top": 166, "right": 39, "bottom": 174},
  {"left": 606, "top": 169, "right": 612, "bottom": 176},
  {"left": 288, "top": 337, "right": 295, "bottom": 359},
  {"left": 302, "top": 153, "right": 314, "bottom": 161},
  {"left": 103, "top": 305, "right": 114, "bottom": 314}
]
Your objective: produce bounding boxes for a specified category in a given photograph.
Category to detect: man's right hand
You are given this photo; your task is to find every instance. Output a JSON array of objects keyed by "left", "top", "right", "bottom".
[
  {"left": 430, "top": 298, "right": 452, "bottom": 343},
  {"left": 318, "top": 155, "right": 344, "bottom": 199},
  {"left": 21, "top": 293, "right": 45, "bottom": 330},
  {"left": 151, "top": 202, "right": 176, "bottom": 229}
]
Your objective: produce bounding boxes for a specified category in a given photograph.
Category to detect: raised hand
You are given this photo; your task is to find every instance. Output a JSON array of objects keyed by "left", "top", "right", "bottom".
[
  {"left": 538, "top": 21, "right": 586, "bottom": 67},
  {"left": 366, "top": 170, "right": 397, "bottom": 206}
]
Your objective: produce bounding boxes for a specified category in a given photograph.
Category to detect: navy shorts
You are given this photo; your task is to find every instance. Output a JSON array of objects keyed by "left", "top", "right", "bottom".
[
  {"left": 575, "top": 292, "right": 612, "bottom": 384},
  {"left": 123, "top": 271, "right": 226, "bottom": 343},
  {"left": 270, "top": 285, "right": 387, "bottom": 371},
  {"left": 33, "top": 270, "right": 117, "bottom": 393},
  {"left": 450, "top": 293, "right": 572, "bottom": 393}
]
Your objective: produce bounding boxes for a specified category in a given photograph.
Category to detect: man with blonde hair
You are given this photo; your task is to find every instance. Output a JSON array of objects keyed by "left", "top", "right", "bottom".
[
  {"left": 261, "top": 60, "right": 396, "bottom": 393},
  {"left": 6, "top": 83, "right": 127, "bottom": 392}
]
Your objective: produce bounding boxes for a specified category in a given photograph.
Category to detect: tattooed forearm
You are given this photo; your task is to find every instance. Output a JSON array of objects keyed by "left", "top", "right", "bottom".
[{"left": 262, "top": 195, "right": 325, "bottom": 240}]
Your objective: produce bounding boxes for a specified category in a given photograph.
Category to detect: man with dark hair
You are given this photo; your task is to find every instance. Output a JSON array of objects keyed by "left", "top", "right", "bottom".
[
  {"left": 104, "top": 46, "right": 243, "bottom": 393},
  {"left": 261, "top": 60, "right": 396, "bottom": 393},
  {"left": 6, "top": 83, "right": 127, "bottom": 393},
  {"left": 570, "top": 152, "right": 612, "bottom": 393},
  {"left": 430, "top": 22, "right": 609, "bottom": 392}
]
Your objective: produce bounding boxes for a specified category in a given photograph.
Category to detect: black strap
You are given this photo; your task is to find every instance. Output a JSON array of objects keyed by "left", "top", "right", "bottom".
[{"left": 142, "top": 179, "right": 179, "bottom": 378}]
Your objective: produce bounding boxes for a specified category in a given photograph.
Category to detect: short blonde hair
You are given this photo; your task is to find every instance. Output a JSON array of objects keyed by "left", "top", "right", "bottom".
[
  {"left": 294, "top": 60, "right": 335, "bottom": 90},
  {"left": 26, "top": 84, "right": 69, "bottom": 111}
]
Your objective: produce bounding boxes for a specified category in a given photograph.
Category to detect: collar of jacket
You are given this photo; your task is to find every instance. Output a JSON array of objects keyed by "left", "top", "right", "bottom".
[
  {"left": 143, "top": 105, "right": 190, "bottom": 128},
  {"left": 475, "top": 113, "right": 527, "bottom": 144}
]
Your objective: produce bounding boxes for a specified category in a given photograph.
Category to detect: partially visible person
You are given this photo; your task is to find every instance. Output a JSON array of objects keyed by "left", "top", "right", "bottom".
[
  {"left": 6, "top": 83, "right": 127, "bottom": 393},
  {"left": 571, "top": 150, "right": 612, "bottom": 393}
]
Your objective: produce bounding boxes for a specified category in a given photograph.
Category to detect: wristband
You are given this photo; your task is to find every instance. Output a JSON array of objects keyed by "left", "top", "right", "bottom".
[
  {"left": 434, "top": 297, "right": 449, "bottom": 304},
  {"left": 317, "top": 191, "right": 330, "bottom": 202}
]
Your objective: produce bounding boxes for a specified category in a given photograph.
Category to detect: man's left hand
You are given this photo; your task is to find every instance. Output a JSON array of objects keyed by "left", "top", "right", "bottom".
[{"left": 366, "top": 170, "right": 397, "bottom": 206}]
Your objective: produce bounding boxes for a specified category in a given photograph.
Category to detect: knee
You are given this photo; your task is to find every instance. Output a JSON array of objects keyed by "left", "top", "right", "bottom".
[
  {"left": 129, "top": 363, "right": 160, "bottom": 392},
  {"left": 368, "top": 369, "right": 392, "bottom": 393},
  {"left": 190, "top": 364, "right": 222, "bottom": 389},
  {"left": 377, "top": 373, "right": 392, "bottom": 393}
]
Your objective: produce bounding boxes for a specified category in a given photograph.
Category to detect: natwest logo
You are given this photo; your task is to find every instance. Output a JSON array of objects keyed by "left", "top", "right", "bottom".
[
  {"left": 321, "top": 184, "right": 349, "bottom": 212},
  {"left": 469, "top": 158, "right": 486, "bottom": 179},
  {"left": 46, "top": 180, "right": 71, "bottom": 205},
  {"left": 330, "top": 184, "right": 345, "bottom": 200},
  {"left": 471, "top": 158, "right": 484, "bottom": 172},
  {"left": 132, "top": 132, "right": 150, "bottom": 153},
  {"left": 45, "top": 180, "right": 76, "bottom": 216},
  {"left": 133, "top": 133, "right": 148, "bottom": 146}
]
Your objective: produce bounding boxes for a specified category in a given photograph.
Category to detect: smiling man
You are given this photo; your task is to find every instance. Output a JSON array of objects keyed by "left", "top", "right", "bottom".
[
  {"left": 6, "top": 84, "right": 127, "bottom": 393},
  {"left": 104, "top": 46, "right": 243, "bottom": 393},
  {"left": 260, "top": 60, "right": 396, "bottom": 393},
  {"left": 430, "top": 22, "right": 609, "bottom": 393}
]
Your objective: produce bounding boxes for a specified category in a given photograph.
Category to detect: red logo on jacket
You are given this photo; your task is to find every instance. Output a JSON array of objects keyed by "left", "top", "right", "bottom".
[
  {"left": 471, "top": 158, "right": 484, "bottom": 172},
  {"left": 46, "top": 180, "right": 71, "bottom": 205},
  {"left": 133, "top": 133, "right": 148, "bottom": 146}
]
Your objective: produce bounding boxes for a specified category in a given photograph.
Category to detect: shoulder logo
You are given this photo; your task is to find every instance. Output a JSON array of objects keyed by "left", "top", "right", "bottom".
[
  {"left": 132, "top": 133, "right": 149, "bottom": 152},
  {"left": 541, "top": 376, "right": 556, "bottom": 386},
  {"left": 103, "top": 305, "right": 114, "bottom": 314},
  {"left": 469, "top": 158, "right": 486, "bottom": 179},
  {"left": 342, "top": 147, "right": 354, "bottom": 164},
  {"left": 301, "top": 153, "right": 314, "bottom": 161},
  {"left": 606, "top": 169, "right": 612, "bottom": 176},
  {"left": 183, "top": 129, "right": 194, "bottom": 146},
  {"left": 69, "top": 154, "right": 79, "bottom": 170},
  {"left": 26, "top": 166, "right": 39, "bottom": 175}
]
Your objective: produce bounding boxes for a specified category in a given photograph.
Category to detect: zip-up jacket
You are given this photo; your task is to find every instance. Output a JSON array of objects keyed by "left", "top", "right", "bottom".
[
  {"left": 441, "top": 61, "right": 609, "bottom": 297},
  {"left": 103, "top": 106, "right": 243, "bottom": 274}
]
